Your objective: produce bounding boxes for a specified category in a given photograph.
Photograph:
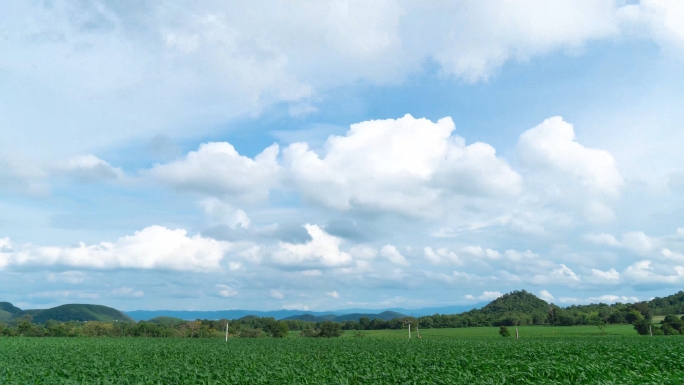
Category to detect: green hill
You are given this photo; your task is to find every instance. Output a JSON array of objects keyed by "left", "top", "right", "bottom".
[
  {"left": 30, "top": 304, "right": 134, "bottom": 323},
  {"left": 0, "top": 310, "right": 14, "bottom": 322},
  {"left": 647, "top": 291, "right": 684, "bottom": 315},
  {"left": 0, "top": 302, "right": 22, "bottom": 314},
  {"left": 462, "top": 290, "right": 550, "bottom": 326},
  {"left": 148, "top": 316, "right": 187, "bottom": 326}
]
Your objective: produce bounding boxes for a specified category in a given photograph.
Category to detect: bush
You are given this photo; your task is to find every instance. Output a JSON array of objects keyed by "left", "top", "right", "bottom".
[
  {"left": 270, "top": 321, "right": 289, "bottom": 338},
  {"left": 633, "top": 319, "right": 651, "bottom": 335},
  {"left": 499, "top": 326, "right": 510, "bottom": 337},
  {"left": 318, "top": 321, "right": 343, "bottom": 338},
  {"left": 353, "top": 330, "right": 366, "bottom": 338},
  {"left": 239, "top": 328, "right": 264, "bottom": 338},
  {"left": 299, "top": 327, "right": 319, "bottom": 338}
]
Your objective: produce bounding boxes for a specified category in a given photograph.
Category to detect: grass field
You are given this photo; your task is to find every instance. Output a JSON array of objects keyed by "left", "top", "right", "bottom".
[
  {"left": 2, "top": 331, "right": 683, "bottom": 384},
  {"left": 335, "top": 324, "right": 637, "bottom": 338},
  {"left": 652, "top": 314, "right": 684, "bottom": 323}
]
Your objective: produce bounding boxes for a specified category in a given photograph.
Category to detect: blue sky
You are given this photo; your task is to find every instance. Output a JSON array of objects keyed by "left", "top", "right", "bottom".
[{"left": 2, "top": 0, "right": 684, "bottom": 311}]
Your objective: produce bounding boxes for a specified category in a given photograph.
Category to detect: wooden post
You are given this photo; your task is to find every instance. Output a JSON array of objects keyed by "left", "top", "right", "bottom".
[
  {"left": 515, "top": 327, "right": 519, "bottom": 340},
  {"left": 226, "top": 321, "right": 229, "bottom": 342},
  {"left": 649, "top": 325, "right": 652, "bottom": 337},
  {"left": 408, "top": 324, "right": 411, "bottom": 339}
]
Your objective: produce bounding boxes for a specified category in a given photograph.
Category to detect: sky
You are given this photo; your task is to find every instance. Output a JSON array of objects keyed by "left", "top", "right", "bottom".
[{"left": 1, "top": 0, "right": 684, "bottom": 312}]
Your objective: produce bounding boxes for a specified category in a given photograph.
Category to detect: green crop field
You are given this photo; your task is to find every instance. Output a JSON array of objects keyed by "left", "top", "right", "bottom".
[
  {"left": 1, "top": 335, "right": 683, "bottom": 384},
  {"left": 334, "top": 324, "right": 637, "bottom": 338}
]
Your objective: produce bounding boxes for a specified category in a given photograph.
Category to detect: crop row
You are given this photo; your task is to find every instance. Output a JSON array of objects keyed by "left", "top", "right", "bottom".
[{"left": 1, "top": 336, "right": 683, "bottom": 384}]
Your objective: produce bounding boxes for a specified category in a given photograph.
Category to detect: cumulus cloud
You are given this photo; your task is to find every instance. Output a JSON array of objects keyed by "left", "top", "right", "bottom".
[
  {"left": 284, "top": 115, "right": 520, "bottom": 216},
  {"left": 584, "top": 233, "right": 621, "bottom": 246},
  {"left": 558, "top": 295, "right": 640, "bottom": 305},
  {"left": 200, "top": 198, "right": 250, "bottom": 229},
  {"left": 61, "top": 155, "right": 122, "bottom": 182},
  {"left": 47, "top": 271, "right": 86, "bottom": 284},
  {"left": 539, "top": 290, "right": 555, "bottom": 302},
  {"left": 348, "top": 245, "right": 377, "bottom": 260},
  {"left": 380, "top": 245, "right": 410, "bottom": 266},
  {"left": 282, "top": 303, "right": 310, "bottom": 311},
  {"left": 424, "top": 247, "right": 461, "bottom": 265},
  {"left": 325, "top": 290, "right": 340, "bottom": 299},
  {"left": 533, "top": 264, "right": 580, "bottom": 285},
  {"left": 147, "top": 143, "right": 280, "bottom": 202},
  {"left": 519, "top": 116, "right": 624, "bottom": 198},
  {"left": 0, "top": 226, "right": 232, "bottom": 272},
  {"left": 270, "top": 289, "right": 284, "bottom": 300},
  {"left": 112, "top": 287, "right": 144, "bottom": 298},
  {"left": 589, "top": 268, "right": 621, "bottom": 283},
  {"left": 216, "top": 284, "right": 238, "bottom": 298},
  {"left": 272, "top": 224, "right": 353, "bottom": 267},
  {"left": 465, "top": 291, "right": 502, "bottom": 301},
  {"left": 622, "top": 260, "right": 684, "bottom": 285}
]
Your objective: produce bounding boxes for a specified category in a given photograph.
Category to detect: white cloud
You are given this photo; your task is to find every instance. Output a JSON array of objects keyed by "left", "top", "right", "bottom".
[
  {"left": 282, "top": 303, "right": 310, "bottom": 311},
  {"left": 272, "top": 224, "right": 353, "bottom": 267},
  {"left": 519, "top": 116, "right": 624, "bottom": 198},
  {"left": 534, "top": 264, "right": 580, "bottom": 285},
  {"left": 622, "top": 260, "right": 684, "bottom": 285},
  {"left": 283, "top": 114, "right": 521, "bottom": 216},
  {"left": 112, "top": 287, "right": 144, "bottom": 298},
  {"left": 661, "top": 248, "right": 684, "bottom": 263},
  {"left": 61, "top": 155, "right": 122, "bottom": 182},
  {"left": 200, "top": 198, "right": 250, "bottom": 229},
  {"left": 465, "top": 291, "right": 503, "bottom": 301},
  {"left": 621, "top": 231, "right": 658, "bottom": 255},
  {"left": 325, "top": 290, "right": 340, "bottom": 299},
  {"left": 147, "top": 143, "right": 280, "bottom": 202},
  {"left": 216, "top": 284, "right": 238, "bottom": 298},
  {"left": 589, "top": 268, "right": 621, "bottom": 282},
  {"left": 47, "top": 271, "right": 85, "bottom": 284},
  {"left": 558, "top": 295, "right": 640, "bottom": 304},
  {"left": 0, "top": 226, "right": 231, "bottom": 272},
  {"left": 270, "top": 289, "right": 284, "bottom": 300},
  {"left": 348, "top": 245, "right": 377, "bottom": 260},
  {"left": 301, "top": 270, "right": 322, "bottom": 276},
  {"left": 380, "top": 245, "right": 410, "bottom": 266},
  {"left": 424, "top": 247, "right": 461, "bottom": 265},
  {"left": 228, "top": 261, "right": 244, "bottom": 271},
  {"left": 584, "top": 233, "right": 621, "bottom": 246},
  {"left": 539, "top": 290, "right": 555, "bottom": 302},
  {"left": 422, "top": 1, "right": 622, "bottom": 81}
]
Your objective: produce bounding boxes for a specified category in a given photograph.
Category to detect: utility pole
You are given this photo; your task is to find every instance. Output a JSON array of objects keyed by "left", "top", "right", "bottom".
[{"left": 225, "top": 321, "right": 229, "bottom": 342}]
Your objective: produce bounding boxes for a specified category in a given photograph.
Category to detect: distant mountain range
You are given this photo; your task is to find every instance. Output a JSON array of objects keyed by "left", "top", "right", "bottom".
[{"left": 124, "top": 303, "right": 487, "bottom": 322}]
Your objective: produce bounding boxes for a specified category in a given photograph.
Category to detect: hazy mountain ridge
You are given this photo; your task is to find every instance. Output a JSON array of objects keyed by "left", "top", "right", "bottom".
[{"left": 283, "top": 310, "right": 407, "bottom": 322}]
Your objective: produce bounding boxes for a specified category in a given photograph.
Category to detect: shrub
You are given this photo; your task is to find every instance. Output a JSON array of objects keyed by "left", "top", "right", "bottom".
[
  {"left": 318, "top": 321, "right": 343, "bottom": 338},
  {"left": 499, "top": 326, "right": 510, "bottom": 337},
  {"left": 239, "top": 328, "right": 264, "bottom": 338}
]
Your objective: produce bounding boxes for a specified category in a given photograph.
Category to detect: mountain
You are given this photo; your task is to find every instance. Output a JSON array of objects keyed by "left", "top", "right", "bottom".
[
  {"left": 283, "top": 310, "right": 406, "bottom": 322},
  {"left": 125, "top": 309, "right": 351, "bottom": 322},
  {"left": 281, "top": 314, "right": 338, "bottom": 322},
  {"left": 0, "top": 303, "right": 133, "bottom": 323},
  {"left": 125, "top": 303, "right": 485, "bottom": 321}
]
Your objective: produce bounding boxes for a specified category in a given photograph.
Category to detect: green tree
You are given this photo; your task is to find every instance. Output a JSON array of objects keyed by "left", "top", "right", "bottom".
[
  {"left": 633, "top": 318, "right": 651, "bottom": 335},
  {"left": 318, "top": 321, "right": 343, "bottom": 338},
  {"left": 271, "top": 321, "right": 289, "bottom": 338}
]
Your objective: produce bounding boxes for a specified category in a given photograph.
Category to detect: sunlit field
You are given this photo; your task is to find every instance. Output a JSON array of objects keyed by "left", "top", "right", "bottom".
[
  {"left": 334, "top": 324, "right": 637, "bottom": 338},
  {"left": 2, "top": 332, "right": 683, "bottom": 384}
]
